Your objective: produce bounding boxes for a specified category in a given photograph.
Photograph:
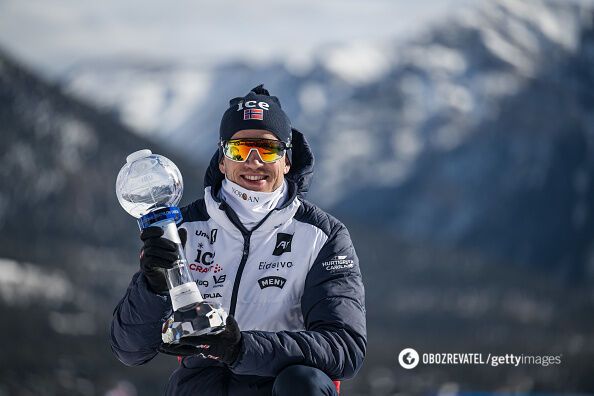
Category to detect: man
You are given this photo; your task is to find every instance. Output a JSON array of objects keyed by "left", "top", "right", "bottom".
[{"left": 110, "top": 85, "right": 366, "bottom": 395}]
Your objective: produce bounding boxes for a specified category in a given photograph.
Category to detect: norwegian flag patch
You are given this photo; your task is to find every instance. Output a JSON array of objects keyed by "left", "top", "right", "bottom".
[{"left": 244, "top": 108, "right": 263, "bottom": 120}]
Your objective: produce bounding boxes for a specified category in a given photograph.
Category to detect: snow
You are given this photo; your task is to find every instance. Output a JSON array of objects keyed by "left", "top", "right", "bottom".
[
  {"left": 2, "top": 142, "right": 67, "bottom": 200},
  {"left": 375, "top": 161, "right": 410, "bottom": 186},
  {"left": 0, "top": 258, "right": 73, "bottom": 305},
  {"left": 393, "top": 129, "right": 422, "bottom": 160},
  {"left": 65, "top": 66, "right": 212, "bottom": 137},
  {"left": 481, "top": 26, "right": 536, "bottom": 75},
  {"left": 315, "top": 127, "right": 375, "bottom": 204},
  {"left": 0, "top": 1, "right": 474, "bottom": 77},
  {"left": 320, "top": 41, "right": 392, "bottom": 85},
  {"left": 22, "top": 0, "right": 592, "bottom": 212},
  {"left": 58, "top": 117, "right": 97, "bottom": 171},
  {"left": 298, "top": 83, "right": 327, "bottom": 115},
  {"left": 502, "top": 10, "right": 541, "bottom": 54},
  {"left": 499, "top": 0, "right": 580, "bottom": 51},
  {"left": 402, "top": 45, "right": 467, "bottom": 75},
  {"left": 432, "top": 124, "right": 468, "bottom": 151},
  {"left": 48, "top": 311, "right": 96, "bottom": 335},
  {"left": 284, "top": 52, "right": 316, "bottom": 77},
  {"left": 121, "top": 79, "right": 166, "bottom": 132},
  {"left": 476, "top": 72, "right": 521, "bottom": 98},
  {"left": 161, "top": 70, "right": 212, "bottom": 132}
]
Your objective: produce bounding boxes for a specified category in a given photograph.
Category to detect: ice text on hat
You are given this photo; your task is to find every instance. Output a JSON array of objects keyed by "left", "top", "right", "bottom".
[{"left": 236, "top": 101, "right": 270, "bottom": 111}]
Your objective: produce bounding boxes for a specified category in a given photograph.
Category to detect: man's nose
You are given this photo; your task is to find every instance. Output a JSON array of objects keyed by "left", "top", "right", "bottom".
[{"left": 245, "top": 149, "right": 264, "bottom": 166}]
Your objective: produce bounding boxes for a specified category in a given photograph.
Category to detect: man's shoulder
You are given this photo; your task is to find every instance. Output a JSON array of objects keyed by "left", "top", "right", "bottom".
[
  {"left": 180, "top": 199, "right": 209, "bottom": 224},
  {"left": 295, "top": 198, "right": 348, "bottom": 238}
]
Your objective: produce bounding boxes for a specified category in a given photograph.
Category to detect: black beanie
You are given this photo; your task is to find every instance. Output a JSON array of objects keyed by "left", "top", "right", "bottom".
[{"left": 219, "top": 85, "right": 292, "bottom": 144}]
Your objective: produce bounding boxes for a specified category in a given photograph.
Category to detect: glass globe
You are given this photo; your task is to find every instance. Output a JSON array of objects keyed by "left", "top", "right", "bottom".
[{"left": 116, "top": 149, "right": 183, "bottom": 218}]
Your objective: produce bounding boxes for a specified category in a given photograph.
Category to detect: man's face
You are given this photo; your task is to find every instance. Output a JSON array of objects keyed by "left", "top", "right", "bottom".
[{"left": 219, "top": 129, "right": 290, "bottom": 192}]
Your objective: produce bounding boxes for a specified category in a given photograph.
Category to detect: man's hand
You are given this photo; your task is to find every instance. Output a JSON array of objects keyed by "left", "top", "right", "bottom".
[
  {"left": 139, "top": 226, "right": 186, "bottom": 294},
  {"left": 158, "top": 315, "right": 242, "bottom": 365}
]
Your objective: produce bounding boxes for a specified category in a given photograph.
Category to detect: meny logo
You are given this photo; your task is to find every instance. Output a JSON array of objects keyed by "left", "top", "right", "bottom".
[{"left": 258, "top": 276, "right": 286, "bottom": 289}]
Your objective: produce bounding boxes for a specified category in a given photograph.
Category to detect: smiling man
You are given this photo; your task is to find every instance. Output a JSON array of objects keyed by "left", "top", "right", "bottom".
[
  {"left": 110, "top": 85, "right": 367, "bottom": 396},
  {"left": 220, "top": 130, "right": 289, "bottom": 191}
]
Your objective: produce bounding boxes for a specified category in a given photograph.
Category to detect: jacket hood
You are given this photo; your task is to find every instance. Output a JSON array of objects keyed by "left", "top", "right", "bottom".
[{"left": 203, "top": 128, "right": 315, "bottom": 198}]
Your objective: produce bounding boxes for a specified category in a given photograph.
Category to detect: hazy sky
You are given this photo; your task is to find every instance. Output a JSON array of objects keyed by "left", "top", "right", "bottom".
[{"left": 0, "top": 0, "right": 475, "bottom": 77}]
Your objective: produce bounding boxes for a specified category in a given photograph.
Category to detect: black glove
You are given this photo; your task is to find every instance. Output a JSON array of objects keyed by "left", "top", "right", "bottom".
[
  {"left": 158, "top": 315, "right": 242, "bottom": 365},
  {"left": 139, "top": 226, "right": 187, "bottom": 294}
]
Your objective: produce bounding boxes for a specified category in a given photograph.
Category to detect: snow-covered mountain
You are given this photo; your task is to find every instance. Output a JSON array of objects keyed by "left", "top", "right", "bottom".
[
  {"left": 3, "top": 1, "right": 594, "bottom": 393},
  {"left": 0, "top": 49, "right": 201, "bottom": 395},
  {"left": 61, "top": 39, "right": 395, "bottom": 161},
  {"left": 63, "top": 60, "right": 213, "bottom": 139},
  {"left": 330, "top": 0, "right": 594, "bottom": 276},
  {"left": 61, "top": 0, "right": 594, "bottom": 276}
]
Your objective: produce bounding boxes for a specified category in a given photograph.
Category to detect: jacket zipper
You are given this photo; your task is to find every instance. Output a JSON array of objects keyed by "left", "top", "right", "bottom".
[
  {"left": 218, "top": 199, "right": 277, "bottom": 317},
  {"left": 229, "top": 232, "right": 251, "bottom": 316}
]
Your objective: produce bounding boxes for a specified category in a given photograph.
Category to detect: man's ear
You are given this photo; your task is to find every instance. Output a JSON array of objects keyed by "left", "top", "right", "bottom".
[
  {"left": 219, "top": 158, "right": 226, "bottom": 175},
  {"left": 283, "top": 156, "right": 291, "bottom": 175}
]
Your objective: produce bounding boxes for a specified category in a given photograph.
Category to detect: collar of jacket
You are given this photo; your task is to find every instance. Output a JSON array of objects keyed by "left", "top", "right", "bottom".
[{"left": 204, "top": 184, "right": 301, "bottom": 235}]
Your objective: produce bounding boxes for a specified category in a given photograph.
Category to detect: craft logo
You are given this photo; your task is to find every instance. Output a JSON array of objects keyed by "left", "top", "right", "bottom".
[
  {"left": 258, "top": 276, "right": 287, "bottom": 289},
  {"left": 190, "top": 263, "right": 223, "bottom": 274},
  {"left": 273, "top": 233, "right": 293, "bottom": 256},
  {"left": 321, "top": 255, "right": 354, "bottom": 271}
]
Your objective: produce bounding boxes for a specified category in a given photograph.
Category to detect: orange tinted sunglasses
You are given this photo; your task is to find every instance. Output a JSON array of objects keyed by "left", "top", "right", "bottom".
[{"left": 220, "top": 138, "right": 290, "bottom": 163}]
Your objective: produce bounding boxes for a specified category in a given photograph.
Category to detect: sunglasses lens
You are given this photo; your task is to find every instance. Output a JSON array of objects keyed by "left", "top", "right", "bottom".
[
  {"left": 256, "top": 140, "right": 284, "bottom": 162},
  {"left": 224, "top": 140, "right": 285, "bottom": 163}
]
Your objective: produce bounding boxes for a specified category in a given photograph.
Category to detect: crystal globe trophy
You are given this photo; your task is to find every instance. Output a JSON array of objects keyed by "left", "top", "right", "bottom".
[{"left": 116, "top": 149, "right": 227, "bottom": 344}]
